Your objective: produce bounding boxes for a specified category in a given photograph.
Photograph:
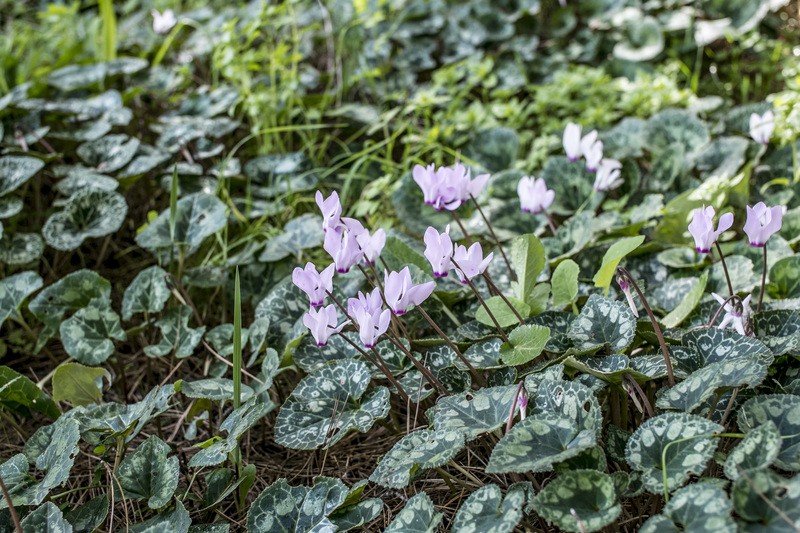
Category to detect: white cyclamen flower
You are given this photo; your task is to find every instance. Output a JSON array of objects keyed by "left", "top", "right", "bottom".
[
  {"left": 749, "top": 110, "right": 774, "bottom": 145},
  {"left": 152, "top": 9, "right": 178, "bottom": 34}
]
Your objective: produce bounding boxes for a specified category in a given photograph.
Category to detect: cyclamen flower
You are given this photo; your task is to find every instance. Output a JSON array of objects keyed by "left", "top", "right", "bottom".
[
  {"left": 749, "top": 111, "right": 774, "bottom": 146},
  {"left": 292, "top": 262, "right": 335, "bottom": 307},
  {"left": 303, "top": 305, "right": 348, "bottom": 346},
  {"left": 517, "top": 177, "right": 555, "bottom": 214},
  {"left": 383, "top": 267, "right": 435, "bottom": 315},
  {"left": 424, "top": 226, "right": 454, "bottom": 277},
  {"left": 712, "top": 293, "right": 752, "bottom": 336},
  {"left": 323, "top": 226, "right": 361, "bottom": 273},
  {"left": 316, "top": 191, "right": 342, "bottom": 233},
  {"left": 348, "top": 289, "right": 391, "bottom": 348},
  {"left": 412, "top": 163, "right": 461, "bottom": 211},
  {"left": 593, "top": 159, "right": 623, "bottom": 191},
  {"left": 688, "top": 206, "right": 733, "bottom": 254},
  {"left": 453, "top": 242, "right": 494, "bottom": 284},
  {"left": 347, "top": 288, "right": 384, "bottom": 319},
  {"left": 563, "top": 122, "right": 583, "bottom": 161},
  {"left": 413, "top": 164, "right": 441, "bottom": 207},
  {"left": 743, "top": 202, "right": 783, "bottom": 247},
  {"left": 152, "top": 9, "right": 177, "bottom": 34},
  {"left": 616, "top": 274, "right": 639, "bottom": 318},
  {"left": 583, "top": 140, "right": 604, "bottom": 173},
  {"left": 517, "top": 389, "right": 528, "bottom": 421},
  {"left": 448, "top": 163, "right": 490, "bottom": 202},
  {"left": 342, "top": 218, "right": 386, "bottom": 265}
]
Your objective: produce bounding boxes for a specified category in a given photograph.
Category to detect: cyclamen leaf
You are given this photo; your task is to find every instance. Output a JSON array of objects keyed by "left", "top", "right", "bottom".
[
  {"left": 117, "top": 436, "right": 180, "bottom": 509},
  {"left": 144, "top": 306, "right": 205, "bottom": 359},
  {"left": 732, "top": 469, "right": 800, "bottom": 531},
  {"left": 275, "top": 359, "right": 390, "bottom": 450},
  {"left": 128, "top": 500, "right": 190, "bottom": 533},
  {"left": 122, "top": 265, "right": 171, "bottom": 321},
  {"left": 52, "top": 362, "right": 110, "bottom": 406},
  {"left": 329, "top": 498, "right": 383, "bottom": 532},
  {"left": 625, "top": 412, "right": 722, "bottom": 494},
  {"left": 431, "top": 385, "right": 518, "bottom": 440},
  {"left": 29, "top": 269, "right": 111, "bottom": 329},
  {"left": 64, "top": 495, "right": 109, "bottom": 533},
  {"left": 568, "top": 295, "right": 637, "bottom": 353},
  {"left": 0, "top": 270, "right": 43, "bottom": 328},
  {"left": 370, "top": 429, "right": 465, "bottom": 489},
  {"left": 451, "top": 484, "right": 526, "bottom": 533},
  {"left": 474, "top": 295, "right": 530, "bottom": 328},
  {"left": 640, "top": 482, "right": 735, "bottom": 533},
  {"left": 0, "top": 155, "right": 45, "bottom": 196},
  {"left": 247, "top": 477, "right": 348, "bottom": 533},
  {"left": 59, "top": 297, "right": 126, "bottom": 365},
  {"left": 29, "top": 416, "right": 81, "bottom": 505},
  {"left": 737, "top": 394, "right": 800, "bottom": 471},
  {"left": 0, "top": 365, "right": 60, "bottom": 418},
  {"left": 510, "top": 233, "right": 545, "bottom": 303},
  {"left": 189, "top": 401, "right": 274, "bottom": 467},
  {"left": 500, "top": 324, "right": 550, "bottom": 366},
  {"left": 661, "top": 270, "right": 708, "bottom": 329},
  {"left": 385, "top": 492, "right": 442, "bottom": 533},
  {"left": 20, "top": 502, "right": 73, "bottom": 533},
  {"left": 724, "top": 422, "right": 781, "bottom": 481},
  {"left": 76, "top": 134, "right": 140, "bottom": 172},
  {"left": 532, "top": 379, "right": 602, "bottom": 432},
  {"left": 551, "top": 259, "right": 579, "bottom": 308},
  {"left": 532, "top": 470, "right": 621, "bottom": 533},
  {"left": 0, "top": 232, "right": 45, "bottom": 265},
  {"left": 43, "top": 189, "right": 128, "bottom": 251}
]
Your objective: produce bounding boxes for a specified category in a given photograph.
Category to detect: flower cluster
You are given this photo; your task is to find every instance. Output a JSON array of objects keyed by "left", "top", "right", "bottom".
[
  {"left": 563, "top": 122, "right": 624, "bottom": 191},
  {"left": 423, "top": 227, "right": 493, "bottom": 284},
  {"left": 316, "top": 191, "right": 386, "bottom": 273},
  {"left": 412, "top": 163, "right": 489, "bottom": 211}
]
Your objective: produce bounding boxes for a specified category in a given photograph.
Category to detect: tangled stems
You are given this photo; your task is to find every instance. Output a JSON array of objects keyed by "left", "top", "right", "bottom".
[
  {"left": 714, "top": 242, "right": 735, "bottom": 298},
  {"left": 416, "top": 304, "right": 486, "bottom": 387},
  {"left": 616, "top": 267, "right": 675, "bottom": 386},
  {"left": 451, "top": 257, "right": 510, "bottom": 344},
  {"left": 469, "top": 194, "right": 516, "bottom": 281},
  {"left": 623, "top": 374, "right": 653, "bottom": 418}
]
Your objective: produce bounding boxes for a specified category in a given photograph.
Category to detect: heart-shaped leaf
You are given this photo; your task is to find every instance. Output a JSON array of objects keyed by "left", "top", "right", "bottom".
[
  {"left": 640, "top": 482, "right": 735, "bottom": 533},
  {"left": 144, "top": 306, "right": 205, "bottom": 359},
  {"left": 247, "top": 477, "right": 348, "bottom": 533},
  {"left": 568, "top": 295, "right": 637, "bottom": 353},
  {"left": 275, "top": 359, "right": 390, "bottom": 450},
  {"left": 117, "top": 436, "right": 179, "bottom": 509},
  {"left": 20, "top": 502, "right": 72, "bottom": 533},
  {"left": 500, "top": 324, "right": 550, "bottom": 365},
  {"left": 43, "top": 189, "right": 128, "bottom": 250},
  {"left": 487, "top": 412, "right": 596, "bottom": 474},
  {"left": 0, "top": 366, "right": 60, "bottom": 418},
  {"left": 724, "top": 422, "right": 781, "bottom": 481},
  {"left": 475, "top": 295, "right": 531, "bottom": 328},
  {"left": 431, "top": 385, "right": 518, "bottom": 440},
  {"left": 29, "top": 270, "right": 110, "bottom": 329},
  {"left": 370, "top": 429, "right": 465, "bottom": 488},
  {"left": 732, "top": 469, "right": 800, "bottom": 531},
  {"left": 626, "top": 412, "right": 722, "bottom": 494},
  {"left": 532, "top": 379, "right": 602, "bottom": 432},
  {"left": 64, "top": 495, "right": 108, "bottom": 533},
  {"left": 0, "top": 232, "right": 45, "bottom": 265},
  {"left": 59, "top": 297, "right": 126, "bottom": 365},
  {"left": 76, "top": 134, "right": 140, "bottom": 172},
  {"left": 452, "top": 484, "right": 526, "bottom": 533},
  {"left": 189, "top": 401, "right": 274, "bottom": 467},
  {"left": 0, "top": 156, "right": 44, "bottom": 196},
  {"left": 128, "top": 500, "right": 190, "bottom": 533},
  {"left": 121, "top": 265, "right": 171, "bottom": 321},
  {"left": 551, "top": 259, "right": 580, "bottom": 308},
  {"left": 258, "top": 213, "right": 324, "bottom": 262},
  {"left": 178, "top": 378, "right": 254, "bottom": 402},
  {"left": 532, "top": 470, "right": 621, "bottom": 533},
  {"left": 0, "top": 271, "right": 42, "bottom": 328},
  {"left": 384, "top": 492, "right": 443, "bottom": 533},
  {"left": 52, "top": 362, "right": 110, "bottom": 406},
  {"left": 737, "top": 394, "right": 800, "bottom": 471}
]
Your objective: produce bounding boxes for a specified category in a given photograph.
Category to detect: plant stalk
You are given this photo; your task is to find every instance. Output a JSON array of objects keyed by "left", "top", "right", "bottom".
[
  {"left": 417, "top": 305, "right": 485, "bottom": 387},
  {"left": 452, "top": 258, "right": 510, "bottom": 343},
  {"left": 714, "top": 242, "right": 735, "bottom": 298},
  {"left": 469, "top": 194, "right": 515, "bottom": 281},
  {"left": 758, "top": 244, "right": 767, "bottom": 313}
]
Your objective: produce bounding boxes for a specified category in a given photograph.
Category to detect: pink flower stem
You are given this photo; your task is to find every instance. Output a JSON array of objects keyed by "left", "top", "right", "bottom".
[
  {"left": 449, "top": 210, "right": 473, "bottom": 245},
  {"left": 469, "top": 194, "right": 516, "bottom": 281},
  {"left": 623, "top": 373, "right": 653, "bottom": 418},
  {"left": 416, "top": 304, "right": 486, "bottom": 387},
  {"left": 451, "top": 258, "right": 510, "bottom": 344},
  {"left": 714, "top": 242, "right": 735, "bottom": 298},
  {"left": 758, "top": 245, "right": 767, "bottom": 313},
  {"left": 617, "top": 267, "right": 675, "bottom": 386},
  {"left": 385, "top": 330, "right": 448, "bottom": 396},
  {"left": 544, "top": 212, "right": 558, "bottom": 235},
  {"left": 480, "top": 272, "right": 525, "bottom": 324}
]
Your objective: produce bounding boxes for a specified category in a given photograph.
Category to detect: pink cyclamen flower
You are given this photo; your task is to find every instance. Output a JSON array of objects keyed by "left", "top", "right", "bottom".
[
  {"left": 316, "top": 191, "right": 342, "bottom": 233},
  {"left": 517, "top": 177, "right": 555, "bottom": 214},
  {"left": 383, "top": 267, "right": 435, "bottom": 315},
  {"left": 743, "top": 202, "right": 783, "bottom": 247},
  {"left": 347, "top": 288, "right": 384, "bottom": 319},
  {"left": 303, "top": 305, "right": 348, "bottom": 346},
  {"left": 448, "top": 163, "right": 490, "bottom": 202},
  {"left": 348, "top": 290, "right": 391, "bottom": 348},
  {"left": 453, "top": 242, "right": 494, "bottom": 284},
  {"left": 688, "top": 206, "right": 734, "bottom": 254},
  {"left": 517, "top": 389, "right": 528, "bottom": 421},
  {"left": 152, "top": 9, "right": 177, "bottom": 34},
  {"left": 593, "top": 159, "right": 623, "bottom": 191},
  {"left": 342, "top": 218, "right": 386, "bottom": 265},
  {"left": 563, "top": 122, "right": 583, "bottom": 161},
  {"left": 616, "top": 274, "right": 639, "bottom": 318},
  {"left": 413, "top": 164, "right": 442, "bottom": 207},
  {"left": 292, "top": 262, "right": 335, "bottom": 307},
  {"left": 712, "top": 293, "right": 752, "bottom": 336},
  {"left": 323, "top": 226, "right": 361, "bottom": 273},
  {"left": 424, "top": 226, "right": 454, "bottom": 277},
  {"left": 749, "top": 111, "right": 774, "bottom": 146},
  {"left": 583, "top": 139, "right": 604, "bottom": 173}
]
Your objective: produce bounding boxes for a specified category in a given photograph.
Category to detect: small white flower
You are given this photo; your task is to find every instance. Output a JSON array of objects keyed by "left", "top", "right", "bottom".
[
  {"left": 593, "top": 158, "right": 623, "bottom": 191},
  {"left": 749, "top": 110, "right": 774, "bottom": 145},
  {"left": 563, "top": 122, "right": 582, "bottom": 161},
  {"left": 583, "top": 139, "right": 604, "bottom": 172},
  {"left": 152, "top": 9, "right": 178, "bottom": 35},
  {"left": 712, "top": 293, "right": 752, "bottom": 336}
]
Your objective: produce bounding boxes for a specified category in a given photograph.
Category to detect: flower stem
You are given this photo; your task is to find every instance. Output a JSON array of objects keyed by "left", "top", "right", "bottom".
[
  {"left": 714, "top": 242, "right": 734, "bottom": 298},
  {"left": 505, "top": 381, "right": 526, "bottom": 433},
  {"left": 386, "top": 331, "right": 448, "bottom": 396},
  {"left": 623, "top": 374, "right": 653, "bottom": 418},
  {"left": 617, "top": 267, "right": 675, "bottom": 386},
  {"left": 336, "top": 332, "right": 410, "bottom": 404},
  {"left": 452, "top": 258, "right": 510, "bottom": 344},
  {"left": 481, "top": 272, "right": 525, "bottom": 324},
  {"left": 0, "top": 476, "right": 20, "bottom": 533},
  {"left": 758, "top": 244, "right": 767, "bottom": 313},
  {"left": 544, "top": 212, "right": 558, "bottom": 236},
  {"left": 417, "top": 305, "right": 486, "bottom": 387},
  {"left": 450, "top": 210, "right": 473, "bottom": 245},
  {"left": 469, "top": 194, "right": 516, "bottom": 281},
  {"left": 707, "top": 294, "right": 743, "bottom": 328}
]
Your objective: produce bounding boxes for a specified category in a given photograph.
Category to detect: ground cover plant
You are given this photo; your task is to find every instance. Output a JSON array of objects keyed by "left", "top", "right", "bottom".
[{"left": 1, "top": 0, "right": 800, "bottom": 531}]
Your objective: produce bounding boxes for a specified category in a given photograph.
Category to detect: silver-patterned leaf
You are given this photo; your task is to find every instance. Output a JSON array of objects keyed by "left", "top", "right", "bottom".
[
  {"left": 144, "top": 306, "right": 206, "bottom": 359},
  {"left": 275, "top": 359, "right": 390, "bottom": 450},
  {"left": 121, "top": 265, "right": 171, "bottom": 321},
  {"left": 28, "top": 269, "right": 110, "bottom": 329},
  {"left": 117, "top": 436, "right": 179, "bottom": 509},
  {"left": 384, "top": 493, "right": 442, "bottom": 533},
  {"left": 532, "top": 470, "right": 621, "bottom": 533},
  {"left": 431, "top": 385, "right": 518, "bottom": 441},
  {"left": 737, "top": 394, "right": 800, "bottom": 471},
  {"left": 29, "top": 416, "right": 81, "bottom": 505},
  {"left": 640, "top": 482, "right": 735, "bottom": 533},
  {"left": 0, "top": 232, "right": 44, "bottom": 265},
  {"left": 128, "top": 500, "right": 191, "bottom": 533},
  {"left": 254, "top": 278, "right": 307, "bottom": 350},
  {"left": 0, "top": 156, "right": 44, "bottom": 196},
  {"left": 626, "top": 412, "right": 723, "bottom": 494},
  {"left": 0, "top": 196, "right": 23, "bottom": 218},
  {"left": 178, "top": 378, "right": 254, "bottom": 402},
  {"left": 246, "top": 477, "right": 347, "bottom": 533},
  {"left": 370, "top": 429, "right": 465, "bottom": 489},
  {"left": 63, "top": 494, "right": 108, "bottom": 533},
  {"left": 20, "top": 502, "right": 73, "bottom": 533},
  {"left": 451, "top": 484, "right": 526, "bottom": 533},
  {"left": 258, "top": 213, "right": 324, "bottom": 262},
  {"left": 532, "top": 379, "right": 602, "bottom": 432},
  {"left": 732, "top": 469, "right": 800, "bottom": 532},
  {"left": 0, "top": 271, "right": 42, "bottom": 328},
  {"left": 486, "top": 412, "right": 596, "bottom": 474},
  {"left": 189, "top": 401, "right": 274, "bottom": 467},
  {"left": 59, "top": 297, "right": 126, "bottom": 365},
  {"left": 43, "top": 189, "right": 127, "bottom": 250},
  {"left": 724, "top": 422, "right": 781, "bottom": 481},
  {"left": 329, "top": 498, "right": 383, "bottom": 532},
  {"left": 76, "top": 134, "right": 140, "bottom": 172},
  {"left": 568, "top": 295, "right": 637, "bottom": 353}
]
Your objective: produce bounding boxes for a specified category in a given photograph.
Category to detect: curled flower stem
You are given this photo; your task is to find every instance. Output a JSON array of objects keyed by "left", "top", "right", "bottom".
[
  {"left": 758, "top": 245, "right": 767, "bottom": 313},
  {"left": 617, "top": 267, "right": 675, "bottom": 386},
  {"left": 480, "top": 272, "right": 525, "bottom": 324},
  {"left": 707, "top": 294, "right": 743, "bottom": 328},
  {"left": 452, "top": 258, "right": 510, "bottom": 344},
  {"left": 336, "top": 332, "right": 410, "bottom": 405},
  {"left": 469, "top": 194, "right": 516, "bottom": 281},
  {"left": 623, "top": 374, "right": 653, "bottom": 418},
  {"left": 417, "top": 304, "right": 486, "bottom": 387},
  {"left": 714, "top": 242, "right": 735, "bottom": 298}
]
